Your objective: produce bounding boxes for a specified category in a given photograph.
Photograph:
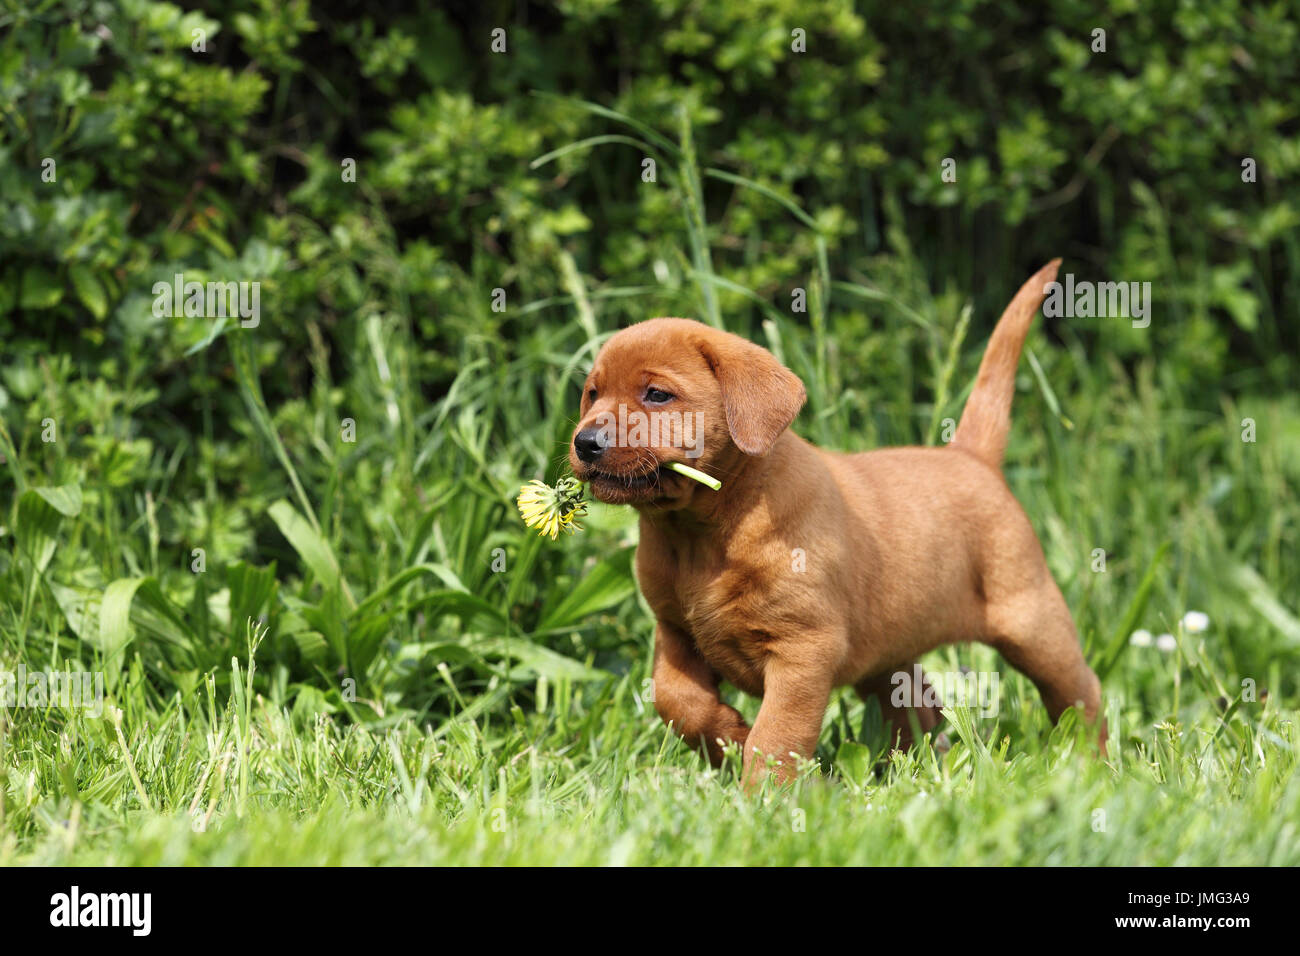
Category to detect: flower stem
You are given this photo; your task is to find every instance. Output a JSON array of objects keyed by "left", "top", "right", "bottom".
[{"left": 666, "top": 461, "right": 721, "bottom": 491}]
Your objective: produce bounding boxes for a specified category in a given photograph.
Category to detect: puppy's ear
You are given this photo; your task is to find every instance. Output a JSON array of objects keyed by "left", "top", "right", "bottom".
[{"left": 699, "top": 332, "right": 806, "bottom": 455}]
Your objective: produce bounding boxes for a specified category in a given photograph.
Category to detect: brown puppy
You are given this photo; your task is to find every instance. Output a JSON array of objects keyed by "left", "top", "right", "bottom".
[{"left": 569, "top": 260, "right": 1104, "bottom": 785}]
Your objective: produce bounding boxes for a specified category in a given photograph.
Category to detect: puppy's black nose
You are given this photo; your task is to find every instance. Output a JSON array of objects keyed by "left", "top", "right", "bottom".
[{"left": 573, "top": 427, "right": 608, "bottom": 464}]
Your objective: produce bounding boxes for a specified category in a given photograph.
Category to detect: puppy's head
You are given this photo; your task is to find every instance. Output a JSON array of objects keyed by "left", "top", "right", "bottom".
[{"left": 569, "top": 318, "right": 806, "bottom": 508}]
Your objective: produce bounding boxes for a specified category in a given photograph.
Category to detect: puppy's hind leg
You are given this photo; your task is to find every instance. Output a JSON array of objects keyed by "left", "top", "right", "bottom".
[
  {"left": 986, "top": 580, "right": 1107, "bottom": 753},
  {"left": 651, "top": 621, "right": 751, "bottom": 766},
  {"left": 855, "top": 666, "right": 945, "bottom": 753}
]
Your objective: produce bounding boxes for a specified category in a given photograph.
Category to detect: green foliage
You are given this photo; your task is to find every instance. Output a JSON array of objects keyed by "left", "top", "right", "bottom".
[{"left": 0, "top": 0, "right": 1297, "bottom": 863}]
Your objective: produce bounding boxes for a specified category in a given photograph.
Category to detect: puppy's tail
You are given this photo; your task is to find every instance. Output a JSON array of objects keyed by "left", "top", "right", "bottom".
[{"left": 951, "top": 259, "right": 1061, "bottom": 469}]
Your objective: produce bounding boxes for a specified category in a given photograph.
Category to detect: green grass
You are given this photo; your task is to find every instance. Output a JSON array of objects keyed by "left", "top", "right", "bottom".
[
  {"left": 2, "top": 650, "right": 1297, "bottom": 865},
  {"left": 2, "top": 109, "right": 1298, "bottom": 866}
]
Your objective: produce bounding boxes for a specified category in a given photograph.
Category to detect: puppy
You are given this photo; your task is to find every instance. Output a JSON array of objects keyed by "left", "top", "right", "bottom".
[{"left": 569, "top": 260, "right": 1104, "bottom": 784}]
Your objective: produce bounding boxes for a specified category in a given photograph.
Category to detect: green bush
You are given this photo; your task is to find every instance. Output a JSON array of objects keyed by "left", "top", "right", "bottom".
[{"left": 1, "top": 0, "right": 1297, "bottom": 722}]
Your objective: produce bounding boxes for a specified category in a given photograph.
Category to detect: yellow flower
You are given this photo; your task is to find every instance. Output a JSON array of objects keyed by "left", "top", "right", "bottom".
[{"left": 517, "top": 477, "right": 588, "bottom": 540}]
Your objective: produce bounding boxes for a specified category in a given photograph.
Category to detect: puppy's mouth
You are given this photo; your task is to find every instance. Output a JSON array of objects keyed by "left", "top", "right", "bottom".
[{"left": 581, "top": 464, "right": 676, "bottom": 504}]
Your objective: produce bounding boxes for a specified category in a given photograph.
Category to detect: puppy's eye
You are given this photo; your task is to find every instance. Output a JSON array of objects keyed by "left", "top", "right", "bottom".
[
  {"left": 587, "top": 388, "right": 597, "bottom": 402},
  {"left": 644, "top": 387, "right": 674, "bottom": 404}
]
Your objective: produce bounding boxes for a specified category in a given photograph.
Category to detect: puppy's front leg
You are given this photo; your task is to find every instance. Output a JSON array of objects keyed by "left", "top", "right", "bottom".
[
  {"left": 652, "top": 621, "right": 751, "bottom": 765},
  {"left": 743, "top": 655, "right": 834, "bottom": 787}
]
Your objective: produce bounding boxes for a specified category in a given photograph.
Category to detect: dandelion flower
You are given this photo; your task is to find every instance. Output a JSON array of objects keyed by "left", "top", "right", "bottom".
[
  {"left": 1155, "top": 633, "right": 1177, "bottom": 653},
  {"left": 517, "top": 477, "right": 588, "bottom": 540},
  {"left": 1181, "top": 610, "right": 1209, "bottom": 634},
  {"left": 1129, "top": 629, "right": 1153, "bottom": 648}
]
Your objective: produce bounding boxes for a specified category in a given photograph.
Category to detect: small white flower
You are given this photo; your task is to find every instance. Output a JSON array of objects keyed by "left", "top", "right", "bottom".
[
  {"left": 1181, "top": 610, "right": 1210, "bottom": 634},
  {"left": 1156, "top": 633, "right": 1177, "bottom": 653},
  {"left": 1130, "top": 629, "right": 1153, "bottom": 647}
]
